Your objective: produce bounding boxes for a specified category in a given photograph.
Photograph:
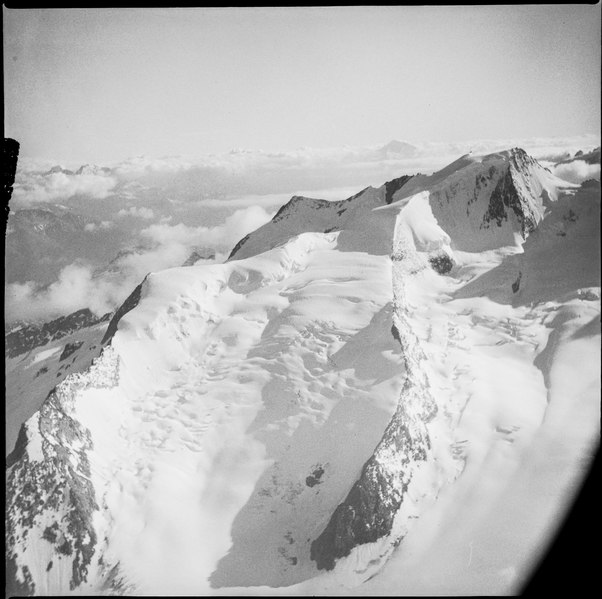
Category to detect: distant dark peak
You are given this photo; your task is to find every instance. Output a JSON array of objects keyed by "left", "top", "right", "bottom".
[
  {"left": 384, "top": 175, "right": 413, "bottom": 204},
  {"left": 182, "top": 247, "right": 215, "bottom": 266},
  {"left": 45, "top": 165, "right": 74, "bottom": 176},
  {"left": 75, "top": 164, "right": 111, "bottom": 176},
  {"left": 556, "top": 147, "right": 600, "bottom": 166},
  {"left": 380, "top": 140, "right": 418, "bottom": 156},
  {"left": 6, "top": 308, "right": 111, "bottom": 359},
  {"left": 101, "top": 276, "right": 147, "bottom": 345}
]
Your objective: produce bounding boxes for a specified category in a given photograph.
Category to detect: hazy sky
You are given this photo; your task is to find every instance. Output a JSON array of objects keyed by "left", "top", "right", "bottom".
[{"left": 4, "top": 6, "right": 601, "bottom": 164}]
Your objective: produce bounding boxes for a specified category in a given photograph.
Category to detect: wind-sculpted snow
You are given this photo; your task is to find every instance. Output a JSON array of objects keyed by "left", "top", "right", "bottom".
[{"left": 5, "top": 148, "right": 599, "bottom": 595}]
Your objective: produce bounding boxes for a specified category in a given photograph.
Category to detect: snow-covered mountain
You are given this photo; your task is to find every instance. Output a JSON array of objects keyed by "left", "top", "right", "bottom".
[{"left": 5, "top": 148, "right": 600, "bottom": 595}]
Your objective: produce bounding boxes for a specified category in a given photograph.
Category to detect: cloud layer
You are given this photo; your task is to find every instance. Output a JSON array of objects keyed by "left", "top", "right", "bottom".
[
  {"left": 5, "top": 205, "right": 274, "bottom": 324},
  {"left": 6, "top": 134, "right": 599, "bottom": 325},
  {"left": 552, "top": 161, "right": 601, "bottom": 184},
  {"left": 11, "top": 170, "right": 116, "bottom": 207},
  {"left": 12, "top": 134, "right": 599, "bottom": 210}
]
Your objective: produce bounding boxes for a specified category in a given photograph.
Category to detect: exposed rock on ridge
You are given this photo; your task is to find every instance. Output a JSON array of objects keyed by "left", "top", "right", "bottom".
[
  {"left": 6, "top": 347, "right": 120, "bottom": 595},
  {"left": 101, "top": 276, "right": 147, "bottom": 345},
  {"left": 310, "top": 210, "right": 438, "bottom": 571},
  {"left": 6, "top": 309, "right": 111, "bottom": 359}
]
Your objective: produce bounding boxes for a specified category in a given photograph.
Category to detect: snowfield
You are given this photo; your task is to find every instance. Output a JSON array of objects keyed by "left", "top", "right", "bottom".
[{"left": 6, "top": 149, "right": 600, "bottom": 596}]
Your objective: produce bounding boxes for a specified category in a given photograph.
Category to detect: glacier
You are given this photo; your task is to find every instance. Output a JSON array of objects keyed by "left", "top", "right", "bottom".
[{"left": 5, "top": 148, "right": 600, "bottom": 595}]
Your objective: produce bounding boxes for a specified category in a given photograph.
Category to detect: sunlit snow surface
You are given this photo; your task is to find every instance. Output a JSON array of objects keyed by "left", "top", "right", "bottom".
[{"left": 6, "top": 152, "right": 600, "bottom": 596}]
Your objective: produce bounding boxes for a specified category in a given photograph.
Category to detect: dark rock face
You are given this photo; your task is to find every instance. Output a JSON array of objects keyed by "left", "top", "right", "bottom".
[
  {"left": 512, "top": 271, "right": 522, "bottom": 293},
  {"left": 6, "top": 554, "right": 35, "bottom": 597},
  {"left": 6, "top": 309, "right": 111, "bottom": 359},
  {"left": 305, "top": 466, "right": 325, "bottom": 487},
  {"left": 482, "top": 166, "right": 537, "bottom": 237},
  {"left": 384, "top": 175, "right": 413, "bottom": 204},
  {"left": 60, "top": 341, "right": 85, "bottom": 362},
  {"left": 228, "top": 233, "right": 252, "bottom": 260},
  {"left": 6, "top": 422, "right": 29, "bottom": 468},
  {"left": 101, "top": 276, "right": 147, "bottom": 345},
  {"left": 311, "top": 314, "right": 437, "bottom": 571},
  {"left": 429, "top": 253, "right": 454, "bottom": 274},
  {"left": 310, "top": 395, "right": 434, "bottom": 570},
  {"left": 481, "top": 148, "right": 546, "bottom": 238},
  {"left": 6, "top": 347, "right": 119, "bottom": 594},
  {"left": 6, "top": 398, "right": 99, "bottom": 593}
]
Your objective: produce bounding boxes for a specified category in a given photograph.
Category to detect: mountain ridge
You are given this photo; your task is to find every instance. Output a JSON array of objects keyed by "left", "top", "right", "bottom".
[{"left": 5, "top": 147, "right": 599, "bottom": 595}]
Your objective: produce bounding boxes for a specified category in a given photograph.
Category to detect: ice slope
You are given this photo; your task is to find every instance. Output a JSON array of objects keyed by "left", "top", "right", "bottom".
[{"left": 6, "top": 150, "right": 599, "bottom": 596}]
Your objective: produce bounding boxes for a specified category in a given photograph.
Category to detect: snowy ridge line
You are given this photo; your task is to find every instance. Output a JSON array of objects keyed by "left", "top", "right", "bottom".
[
  {"left": 309, "top": 203, "right": 442, "bottom": 577},
  {"left": 6, "top": 345, "right": 121, "bottom": 596},
  {"left": 6, "top": 147, "right": 595, "bottom": 595}
]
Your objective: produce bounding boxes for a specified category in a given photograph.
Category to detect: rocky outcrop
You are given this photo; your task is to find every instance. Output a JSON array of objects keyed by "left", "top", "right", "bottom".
[
  {"left": 101, "top": 276, "right": 147, "bottom": 345},
  {"left": 310, "top": 311, "right": 437, "bottom": 569},
  {"left": 182, "top": 247, "right": 216, "bottom": 266},
  {"left": 6, "top": 309, "right": 111, "bottom": 359},
  {"left": 429, "top": 252, "right": 454, "bottom": 274},
  {"left": 384, "top": 175, "right": 413, "bottom": 204},
  {"left": 481, "top": 148, "right": 543, "bottom": 237},
  {"left": 59, "top": 341, "right": 85, "bottom": 362},
  {"left": 310, "top": 217, "right": 437, "bottom": 571},
  {"left": 6, "top": 346, "right": 120, "bottom": 595},
  {"left": 227, "top": 233, "right": 252, "bottom": 260}
]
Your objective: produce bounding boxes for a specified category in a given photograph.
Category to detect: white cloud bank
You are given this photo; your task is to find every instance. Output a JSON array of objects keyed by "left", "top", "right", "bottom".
[
  {"left": 84, "top": 220, "right": 114, "bottom": 232},
  {"left": 6, "top": 135, "right": 598, "bottom": 324},
  {"left": 117, "top": 206, "right": 156, "bottom": 219},
  {"left": 5, "top": 205, "right": 274, "bottom": 324},
  {"left": 552, "top": 161, "right": 601, "bottom": 184},
  {"left": 11, "top": 170, "right": 116, "bottom": 208},
  {"left": 12, "top": 134, "right": 599, "bottom": 210},
  {"left": 5, "top": 263, "right": 121, "bottom": 322}
]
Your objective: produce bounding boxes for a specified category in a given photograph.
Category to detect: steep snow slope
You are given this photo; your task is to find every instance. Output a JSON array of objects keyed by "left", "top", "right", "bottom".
[
  {"left": 6, "top": 150, "right": 599, "bottom": 596},
  {"left": 7, "top": 234, "right": 407, "bottom": 594},
  {"left": 5, "top": 319, "right": 110, "bottom": 456}
]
